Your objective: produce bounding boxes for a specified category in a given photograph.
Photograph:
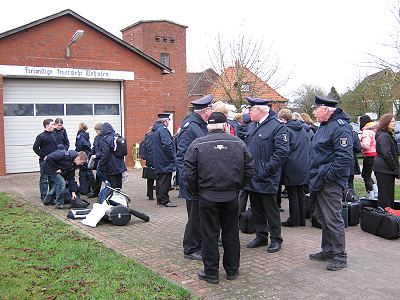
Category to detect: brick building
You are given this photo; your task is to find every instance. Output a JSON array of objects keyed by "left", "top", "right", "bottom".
[{"left": 0, "top": 9, "right": 188, "bottom": 175}]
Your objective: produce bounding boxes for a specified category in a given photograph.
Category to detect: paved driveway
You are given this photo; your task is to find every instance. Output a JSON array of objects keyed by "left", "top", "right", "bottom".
[{"left": 1, "top": 169, "right": 399, "bottom": 299}]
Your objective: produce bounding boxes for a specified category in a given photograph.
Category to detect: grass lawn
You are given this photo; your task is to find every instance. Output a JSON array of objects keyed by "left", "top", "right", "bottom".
[
  {"left": 353, "top": 178, "right": 400, "bottom": 200},
  {"left": 0, "top": 193, "right": 194, "bottom": 299}
]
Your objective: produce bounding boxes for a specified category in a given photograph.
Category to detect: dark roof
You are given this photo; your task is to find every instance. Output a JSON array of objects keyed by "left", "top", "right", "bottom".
[
  {"left": 121, "top": 20, "right": 188, "bottom": 32},
  {"left": 0, "top": 9, "right": 172, "bottom": 74},
  {"left": 188, "top": 68, "right": 218, "bottom": 96}
]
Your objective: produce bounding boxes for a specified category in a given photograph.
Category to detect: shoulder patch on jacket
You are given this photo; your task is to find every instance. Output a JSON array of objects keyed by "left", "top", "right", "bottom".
[
  {"left": 337, "top": 119, "right": 345, "bottom": 125},
  {"left": 183, "top": 121, "right": 191, "bottom": 128}
]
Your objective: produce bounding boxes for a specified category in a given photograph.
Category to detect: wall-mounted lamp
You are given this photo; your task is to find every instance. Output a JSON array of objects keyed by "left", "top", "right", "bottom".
[{"left": 66, "top": 30, "right": 84, "bottom": 60}]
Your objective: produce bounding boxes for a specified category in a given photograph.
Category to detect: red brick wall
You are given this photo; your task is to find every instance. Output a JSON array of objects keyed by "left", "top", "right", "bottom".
[
  {"left": 122, "top": 21, "right": 188, "bottom": 134},
  {"left": 0, "top": 15, "right": 169, "bottom": 173}
]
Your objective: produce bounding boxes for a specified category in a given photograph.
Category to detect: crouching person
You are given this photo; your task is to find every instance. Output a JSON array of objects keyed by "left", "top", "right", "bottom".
[
  {"left": 184, "top": 112, "right": 254, "bottom": 284},
  {"left": 43, "top": 150, "right": 88, "bottom": 209}
]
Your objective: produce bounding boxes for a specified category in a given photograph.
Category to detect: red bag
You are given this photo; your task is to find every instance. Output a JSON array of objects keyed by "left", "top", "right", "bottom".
[{"left": 384, "top": 207, "right": 400, "bottom": 217}]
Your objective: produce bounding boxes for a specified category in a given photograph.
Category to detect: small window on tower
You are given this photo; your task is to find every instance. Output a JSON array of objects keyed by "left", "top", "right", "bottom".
[
  {"left": 170, "top": 37, "right": 176, "bottom": 43},
  {"left": 155, "top": 36, "right": 161, "bottom": 42},
  {"left": 161, "top": 53, "right": 170, "bottom": 67},
  {"left": 162, "top": 36, "right": 168, "bottom": 43}
]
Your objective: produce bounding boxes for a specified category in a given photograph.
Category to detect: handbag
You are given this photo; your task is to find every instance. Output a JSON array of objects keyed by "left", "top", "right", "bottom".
[{"left": 142, "top": 166, "right": 157, "bottom": 180}]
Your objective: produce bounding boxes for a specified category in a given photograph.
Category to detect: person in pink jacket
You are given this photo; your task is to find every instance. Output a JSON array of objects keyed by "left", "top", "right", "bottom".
[{"left": 359, "top": 115, "right": 378, "bottom": 199}]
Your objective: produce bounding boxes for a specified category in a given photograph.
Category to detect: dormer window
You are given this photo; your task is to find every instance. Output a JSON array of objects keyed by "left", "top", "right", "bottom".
[
  {"left": 162, "top": 36, "right": 168, "bottom": 43},
  {"left": 170, "top": 37, "right": 176, "bottom": 43},
  {"left": 155, "top": 36, "right": 161, "bottom": 42}
]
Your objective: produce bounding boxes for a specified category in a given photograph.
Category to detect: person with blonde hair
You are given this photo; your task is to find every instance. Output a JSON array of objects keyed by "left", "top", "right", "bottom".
[
  {"left": 277, "top": 109, "right": 310, "bottom": 227},
  {"left": 212, "top": 100, "right": 236, "bottom": 135},
  {"left": 301, "top": 112, "right": 318, "bottom": 133}
]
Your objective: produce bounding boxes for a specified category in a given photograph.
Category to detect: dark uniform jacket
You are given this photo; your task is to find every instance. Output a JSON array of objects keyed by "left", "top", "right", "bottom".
[
  {"left": 98, "top": 123, "right": 127, "bottom": 176},
  {"left": 151, "top": 122, "right": 176, "bottom": 173},
  {"left": 309, "top": 108, "right": 353, "bottom": 192},
  {"left": 373, "top": 129, "right": 399, "bottom": 176},
  {"left": 177, "top": 113, "right": 208, "bottom": 199},
  {"left": 90, "top": 135, "right": 103, "bottom": 159},
  {"left": 243, "top": 114, "right": 290, "bottom": 194},
  {"left": 33, "top": 131, "right": 57, "bottom": 162},
  {"left": 75, "top": 130, "right": 91, "bottom": 155},
  {"left": 53, "top": 128, "right": 70, "bottom": 150},
  {"left": 351, "top": 130, "right": 362, "bottom": 176},
  {"left": 282, "top": 119, "right": 310, "bottom": 186},
  {"left": 42, "top": 149, "right": 79, "bottom": 192},
  {"left": 184, "top": 130, "right": 254, "bottom": 201},
  {"left": 139, "top": 132, "right": 154, "bottom": 168}
]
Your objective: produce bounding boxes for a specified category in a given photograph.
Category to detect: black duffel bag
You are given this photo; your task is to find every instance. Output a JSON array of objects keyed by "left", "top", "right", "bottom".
[
  {"left": 239, "top": 208, "right": 255, "bottom": 234},
  {"left": 142, "top": 166, "right": 157, "bottom": 180},
  {"left": 105, "top": 205, "right": 131, "bottom": 226},
  {"left": 360, "top": 207, "right": 400, "bottom": 239}
]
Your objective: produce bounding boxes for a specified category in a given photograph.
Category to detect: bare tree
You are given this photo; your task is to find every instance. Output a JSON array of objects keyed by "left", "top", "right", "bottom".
[
  {"left": 292, "top": 85, "right": 326, "bottom": 116},
  {"left": 205, "top": 33, "right": 289, "bottom": 110}
]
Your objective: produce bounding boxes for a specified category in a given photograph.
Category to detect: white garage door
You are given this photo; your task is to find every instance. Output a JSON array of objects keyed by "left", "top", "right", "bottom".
[{"left": 3, "top": 79, "right": 122, "bottom": 174}]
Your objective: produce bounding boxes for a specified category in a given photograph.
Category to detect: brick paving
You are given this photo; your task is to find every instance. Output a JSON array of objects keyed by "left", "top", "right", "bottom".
[{"left": 1, "top": 169, "right": 399, "bottom": 299}]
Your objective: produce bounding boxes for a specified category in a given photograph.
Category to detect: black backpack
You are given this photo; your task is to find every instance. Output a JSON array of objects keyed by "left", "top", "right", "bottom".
[{"left": 113, "top": 134, "right": 127, "bottom": 158}]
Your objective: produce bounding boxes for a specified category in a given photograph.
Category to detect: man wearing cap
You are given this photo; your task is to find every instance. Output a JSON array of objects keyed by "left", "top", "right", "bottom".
[
  {"left": 151, "top": 113, "right": 177, "bottom": 207},
  {"left": 309, "top": 95, "right": 353, "bottom": 271},
  {"left": 177, "top": 94, "right": 213, "bottom": 260},
  {"left": 185, "top": 112, "right": 254, "bottom": 284},
  {"left": 243, "top": 97, "right": 289, "bottom": 253}
]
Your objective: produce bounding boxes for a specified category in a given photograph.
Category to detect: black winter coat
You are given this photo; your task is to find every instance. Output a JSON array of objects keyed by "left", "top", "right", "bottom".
[
  {"left": 243, "top": 113, "right": 290, "bottom": 194},
  {"left": 309, "top": 108, "right": 353, "bottom": 192},
  {"left": 151, "top": 122, "right": 176, "bottom": 173},
  {"left": 53, "top": 128, "right": 70, "bottom": 150},
  {"left": 373, "top": 129, "right": 399, "bottom": 176},
  {"left": 75, "top": 130, "right": 91, "bottom": 155},
  {"left": 140, "top": 132, "right": 154, "bottom": 168},
  {"left": 184, "top": 130, "right": 254, "bottom": 201},
  {"left": 42, "top": 149, "right": 79, "bottom": 192},
  {"left": 177, "top": 113, "right": 208, "bottom": 199},
  {"left": 90, "top": 135, "right": 103, "bottom": 159},
  {"left": 282, "top": 120, "right": 310, "bottom": 186},
  {"left": 98, "top": 122, "right": 127, "bottom": 176},
  {"left": 33, "top": 130, "right": 57, "bottom": 161}
]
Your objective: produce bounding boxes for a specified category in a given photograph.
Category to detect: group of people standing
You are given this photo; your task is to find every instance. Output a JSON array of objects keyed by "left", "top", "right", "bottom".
[{"left": 33, "top": 118, "right": 127, "bottom": 209}]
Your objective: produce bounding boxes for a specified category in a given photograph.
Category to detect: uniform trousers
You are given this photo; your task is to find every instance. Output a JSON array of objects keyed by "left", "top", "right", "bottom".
[
  {"left": 199, "top": 196, "right": 240, "bottom": 277},
  {"left": 183, "top": 199, "right": 202, "bottom": 255},
  {"left": 156, "top": 172, "right": 172, "bottom": 205},
  {"left": 147, "top": 178, "right": 155, "bottom": 199},
  {"left": 249, "top": 192, "right": 283, "bottom": 243},
  {"left": 312, "top": 182, "right": 347, "bottom": 262},
  {"left": 286, "top": 185, "right": 306, "bottom": 226},
  {"left": 375, "top": 172, "right": 395, "bottom": 209},
  {"left": 108, "top": 173, "right": 122, "bottom": 189}
]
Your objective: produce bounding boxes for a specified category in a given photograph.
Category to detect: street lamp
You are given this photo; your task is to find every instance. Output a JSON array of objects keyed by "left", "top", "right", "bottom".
[{"left": 66, "top": 30, "right": 84, "bottom": 60}]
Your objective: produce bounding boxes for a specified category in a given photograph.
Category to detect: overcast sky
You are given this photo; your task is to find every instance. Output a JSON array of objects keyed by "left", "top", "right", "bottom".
[{"left": 0, "top": 0, "right": 398, "bottom": 98}]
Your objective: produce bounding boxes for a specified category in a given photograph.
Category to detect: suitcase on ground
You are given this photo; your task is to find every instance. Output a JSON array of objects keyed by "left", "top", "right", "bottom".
[
  {"left": 345, "top": 201, "right": 361, "bottom": 226},
  {"left": 239, "top": 208, "right": 255, "bottom": 234},
  {"left": 360, "top": 197, "right": 378, "bottom": 209},
  {"left": 105, "top": 205, "right": 131, "bottom": 226},
  {"left": 360, "top": 207, "right": 400, "bottom": 239},
  {"left": 342, "top": 205, "right": 349, "bottom": 228}
]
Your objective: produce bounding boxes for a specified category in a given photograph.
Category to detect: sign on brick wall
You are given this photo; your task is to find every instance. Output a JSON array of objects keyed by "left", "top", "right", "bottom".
[{"left": 0, "top": 65, "right": 135, "bottom": 81}]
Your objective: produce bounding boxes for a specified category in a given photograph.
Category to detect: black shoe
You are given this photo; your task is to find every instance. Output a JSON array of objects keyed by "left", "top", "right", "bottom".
[
  {"left": 281, "top": 221, "right": 293, "bottom": 227},
  {"left": 247, "top": 237, "right": 268, "bottom": 248},
  {"left": 309, "top": 251, "right": 335, "bottom": 261},
  {"left": 279, "top": 208, "right": 284, "bottom": 212},
  {"left": 226, "top": 270, "right": 239, "bottom": 280},
  {"left": 267, "top": 241, "right": 281, "bottom": 253},
  {"left": 55, "top": 204, "right": 72, "bottom": 209},
  {"left": 148, "top": 197, "right": 154, "bottom": 200},
  {"left": 198, "top": 270, "right": 219, "bottom": 284},
  {"left": 326, "top": 259, "right": 347, "bottom": 271},
  {"left": 163, "top": 201, "right": 177, "bottom": 207},
  {"left": 43, "top": 200, "right": 55, "bottom": 206},
  {"left": 184, "top": 250, "right": 202, "bottom": 261}
]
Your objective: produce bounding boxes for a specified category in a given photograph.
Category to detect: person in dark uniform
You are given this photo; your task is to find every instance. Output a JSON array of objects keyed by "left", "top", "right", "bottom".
[
  {"left": 75, "top": 122, "right": 95, "bottom": 195},
  {"left": 177, "top": 94, "right": 213, "bottom": 261},
  {"left": 139, "top": 127, "right": 155, "bottom": 200},
  {"left": 87, "top": 123, "right": 103, "bottom": 198},
  {"left": 185, "top": 112, "right": 254, "bottom": 284},
  {"left": 278, "top": 109, "right": 310, "bottom": 227},
  {"left": 309, "top": 96, "right": 353, "bottom": 271},
  {"left": 53, "top": 118, "right": 70, "bottom": 150},
  {"left": 98, "top": 123, "right": 127, "bottom": 189},
  {"left": 244, "top": 97, "right": 289, "bottom": 253},
  {"left": 42, "top": 149, "right": 88, "bottom": 209},
  {"left": 33, "top": 119, "right": 57, "bottom": 201},
  {"left": 152, "top": 113, "right": 177, "bottom": 207}
]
